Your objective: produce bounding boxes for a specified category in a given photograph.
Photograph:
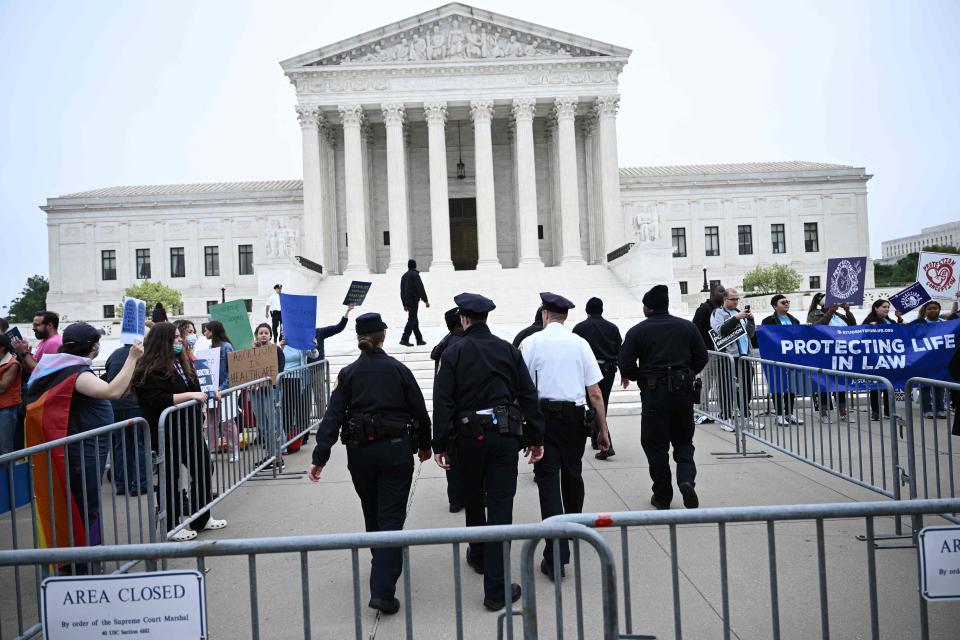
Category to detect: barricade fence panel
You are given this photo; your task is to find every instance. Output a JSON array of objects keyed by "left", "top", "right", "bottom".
[
  {"left": 0, "top": 418, "right": 157, "bottom": 640},
  {"left": 546, "top": 498, "right": 960, "bottom": 640},
  {"left": 695, "top": 351, "right": 740, "bottom": 435},
  {"left": 275, "top": 360, "right": 329, "bottom": 452},
  {"left": 904, "top": 378, "right": 960, "bottom": 525}
]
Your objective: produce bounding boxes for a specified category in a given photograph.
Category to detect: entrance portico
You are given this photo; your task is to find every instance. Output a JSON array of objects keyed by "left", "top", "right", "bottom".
[{"left": 282, "top": 2, "right": 630, "bottom": 275}]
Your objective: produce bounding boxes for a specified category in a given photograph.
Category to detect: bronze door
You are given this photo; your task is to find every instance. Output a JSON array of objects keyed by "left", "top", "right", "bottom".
[{"left": 449, "top": 198, "right": 478, "bottom": 271}]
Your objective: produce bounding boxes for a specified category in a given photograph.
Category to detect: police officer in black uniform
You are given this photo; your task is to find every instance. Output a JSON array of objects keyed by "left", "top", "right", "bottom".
[
  {"left": 309, "top": 312, "right": 432, "bottom": 615},
  {"left": 572, "top": 296, "right": 623, "bottom": 458},
  {"left": 433, "top": 293, "right": 545, "bottom": 611},
  {"left": 431, "top": 307, "right": 465, "bottom": 512},
  {"left": 618, "top": 285, "right": 709, "bottom": 510}
]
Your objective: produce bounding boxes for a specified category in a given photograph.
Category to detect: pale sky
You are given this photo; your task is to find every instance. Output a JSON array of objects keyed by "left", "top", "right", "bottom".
[{"left": 1, "top": 0, "right": 958, "bottom": 312}]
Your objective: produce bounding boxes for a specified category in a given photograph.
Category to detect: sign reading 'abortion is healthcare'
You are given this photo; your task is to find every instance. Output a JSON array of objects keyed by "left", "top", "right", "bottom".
[{"left": 756, "top": 320, "right": 958, "bottom": 390}]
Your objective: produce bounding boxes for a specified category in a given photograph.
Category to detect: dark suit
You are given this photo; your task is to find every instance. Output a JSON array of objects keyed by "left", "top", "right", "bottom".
[{"left": 400, "top": 269, "right": 429, "bottom": 344}]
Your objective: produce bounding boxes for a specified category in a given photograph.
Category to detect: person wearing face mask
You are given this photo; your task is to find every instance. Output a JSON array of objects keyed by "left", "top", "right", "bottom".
[
  {"left": 133, "top": 322, "right": 227, "bottom": 541},
  {"left": 175, "top": 320, "right": 199, "bottom": 359},
  {"left": 25, "top": 322, "right": 142, "bottom": 570},
  {"left": 104, "top": 340, "right": 149, "bottom": 496}
]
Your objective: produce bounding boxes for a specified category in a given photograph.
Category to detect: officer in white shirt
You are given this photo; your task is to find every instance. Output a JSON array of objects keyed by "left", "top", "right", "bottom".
[
  {"left": 265, "top": 284, "right": 283, "bottom": 341},
  {"left": 519, "top": 292, "right": 611, "bottom": 580}
]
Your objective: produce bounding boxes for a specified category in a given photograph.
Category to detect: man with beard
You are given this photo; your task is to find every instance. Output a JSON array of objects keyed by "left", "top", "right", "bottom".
[{"left": 11, "top": 311, "right": 62, "bottom": 376}]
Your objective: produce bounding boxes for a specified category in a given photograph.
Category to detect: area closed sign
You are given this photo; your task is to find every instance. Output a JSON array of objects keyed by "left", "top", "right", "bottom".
[
  {"left": 42, "top": 571, "right": 206, "bottom": 639},
  {"left": 919, "top": 525, "right": 960, "bottom": 601}
]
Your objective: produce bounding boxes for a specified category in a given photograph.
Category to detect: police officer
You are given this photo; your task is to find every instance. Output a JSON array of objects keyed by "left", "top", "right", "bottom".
[
  {"left": 572, "top": 296, "right": 622, "bottom": 459},
  {"left": 519, "top": 292, "right": 611, "bottom": 580},
  {"left": 430, "top": 307, "right": 465, "bottom": 512},
  {"left": 619, "top": 285, "right": 708, "bottom": 510},
  {"left": 433, "top": 293, "right": 545, "bottom": 611},
  {"left": 308, "top": 312, "right": 432, "bottom": 615}
]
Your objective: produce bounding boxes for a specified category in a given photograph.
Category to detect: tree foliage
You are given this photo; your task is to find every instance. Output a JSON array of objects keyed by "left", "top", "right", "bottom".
[
  {"left": 7, "top": 275, "right": 49, "bottom": 322},
  {"left": 874, "top": 244, "right": 959, "bottom": 287},
  {"left": 742, "top": 264, "right": 804, "bottom": 296},
  {"left": 118, "top": 281, "right": 183, "bottom": 318}
]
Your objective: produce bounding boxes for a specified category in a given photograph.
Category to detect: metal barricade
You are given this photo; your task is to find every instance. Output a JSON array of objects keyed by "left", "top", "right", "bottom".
[
  {"left": 546, "top": 498, "right": 960, "bottom": 640},
  {"left": 156, "top": 378, "right": 275, "bottom": 539},
  {"left": 696, "top": 351, "right": 768, "bottom": 458},
  {"left": 275, "top": 360, "right": 329, "bottom": 451},
  {"left": 0, "top": 418, "right": 157, "bottom": 640},
  {"left": 0, "top": 521, "right": 619, "bottom": 640},
  {"left": 903, "top": 378, "right": 960, "bottom": 525}
]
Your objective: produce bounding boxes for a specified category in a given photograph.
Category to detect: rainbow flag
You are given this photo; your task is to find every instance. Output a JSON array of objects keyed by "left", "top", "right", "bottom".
[{"left": 25, "top": 354, "right": 90, "bottom": 549}]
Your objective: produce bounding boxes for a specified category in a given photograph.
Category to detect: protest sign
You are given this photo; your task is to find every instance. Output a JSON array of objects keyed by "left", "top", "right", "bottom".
[
  {"left": 709, "top": 323, "right": 746, "bottom": 351},
  {"left": 3, "top": 327, "right": 22, "bottom": 342},
  {"left": 824, "top": 257, "right": 867, "bottom": 307},
  {"left": 194, "top": 348, "right": 220, "bottom": 409},
  {"left": 41, "top": 570, "right": 207, "bottom": 640},
  {"left": 208, "top": 300, "right": 254, "bottom": 349},
  {"left": 756, "top": 320, "right": 959, "bottom": 390},
  {"left": 918, "top": 251, "right": 960, "bottom": 301},
  {"left": 279, "top": 293, "right": 317, "bottom": 350},
  {"left": 120, "top": 297, "right": 146, "bottom": 344},
  {"left": 889, "top": 282, "right": 932, "bottom": 314},
  {"left": 343, "top": 281, "right": 372, "bottom": 306},
  {"left": 227, "top": 345, "right": 279, "bottom": 386}
]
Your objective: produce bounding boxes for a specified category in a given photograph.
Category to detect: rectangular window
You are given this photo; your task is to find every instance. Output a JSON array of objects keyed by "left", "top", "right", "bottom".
[
  {"left": 204, "top": 246, "right": 220, "bottom": 276},
  {"left": 809, "top": 276, "right": 821, "bottom": 289},
  {"left": 103, "top": 305, "right": 115, "bottom": 319},
  {"left": 710, "top": 279, "right": 721, "bottom": 291},
  {"left": 243, "top": 299, "right": 253, "bottom": 312},
  {"left": 737, "top": 225, "right": 753, "bottom": 255},
  {"left": 804, "top": 222, "right": 820, "bottom": 253},
  {"left": 679, "top": 281, "right": 688, "bottom": 295},
  {"left": 383, "top": 231, "right": 390, "bottom": 246},
  {"left": 704, "top": 227, "right": 720, "bottom": 256},
  {"left": 771, "top": 223, "right": 786, "bottom": 254},
  {"left": 238, "top": 244, "right": 254, "bottom": 275},
  {"left": 136, "top": 248, "right": 151, "bottom": 279},
  {"left": 101, "top": 250, "right": 116, "bottom": 281},
  {"left": 170, "top": 247, "right": 185, "bottom": 278},
  {"left": 537, "top": 225, "right": 544, "bottom": 240},
  {"left": 671, "top": 228, "right": 687, "bottom": 258},
  {"left": 206, "top": 300, "right": 218, "bottom": 314}
]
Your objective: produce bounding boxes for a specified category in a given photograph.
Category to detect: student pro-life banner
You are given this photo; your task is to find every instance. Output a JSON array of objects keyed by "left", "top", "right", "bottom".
[{"left": 756, "top": 320, "right": 959, "bottom": 390}]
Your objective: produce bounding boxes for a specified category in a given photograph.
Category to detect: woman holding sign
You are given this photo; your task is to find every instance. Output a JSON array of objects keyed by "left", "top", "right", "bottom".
[
  {"left": 862, "top": 299, "right": 903, "bottom": 421},
  {"left": 910, "top": 301, "right": 955, "bottom": 418},
  {"left": 202, "top": 321, "right": 240, "bottom": 462}
]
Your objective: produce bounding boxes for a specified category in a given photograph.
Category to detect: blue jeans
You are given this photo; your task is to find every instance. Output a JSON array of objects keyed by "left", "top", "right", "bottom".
[
  {"left": 111, "top": 408, "right": 148, "bottom": 494},
  {"left": 0, "top": 406, "right": 17, "bottom": 455},
  {"left": 67, "top": 433, "right": 110, "bottom": 548}
]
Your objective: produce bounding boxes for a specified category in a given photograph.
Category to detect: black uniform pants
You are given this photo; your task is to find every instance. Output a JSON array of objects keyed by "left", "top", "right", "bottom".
[
  {"left": 446, "top": 464, "right": 463, "bottom": 507},
  {"left": 400, "top": 301, "right": 423, "bottom": 343},
  {"left": 347, "top": 436, "right": 414, "bottom": 600},
  {"left": 270, "top": 310, "right": 282, "bottom": 342},
  {"left": 640, "top": 387, "right": 696, "bottom": 503},
  {"left": 591, "top": 365, "right": 616, "bottom": 449},
  {"left": 457, "top": 430, "right": 519, "bottom": 600},
  {"left": 534, "top": 413, "right": 587, "bottom": 565}
]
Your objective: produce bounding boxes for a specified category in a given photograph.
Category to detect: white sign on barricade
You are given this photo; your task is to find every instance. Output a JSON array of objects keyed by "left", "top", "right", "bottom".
[
  {"left": 919, "top": 525, "right": 960, "bottom": 601},
  {"left": 41, "top": 570, "right": 206, "bottom": 639}
]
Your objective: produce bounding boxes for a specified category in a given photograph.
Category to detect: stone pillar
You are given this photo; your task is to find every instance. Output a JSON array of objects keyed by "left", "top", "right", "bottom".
[
  {"left": 424, "top": 101, "right": 454, "bottom": 271},
  {"left": 470, "top": 99, "right": 501, "bottom": 270},
  {"left": 595, "top": 95, "right": 623, "bottom": 260},
  {"left": 512, "top": 97, "right": 543, "bottom": 268},
  {"left": 338, "top": 104, "right": 369, "bottom": 274},
  {"left": 296, "top": 105, "right": 326, "bottom": 269},
  {"left": 555, "top": 97, "right": 584, "bottom": 264},
  {"left": 321, "top": 126, "right": 339, "bottom": 274},
  {"left": 382, "top": 103, "right": 410, "bottom": 273}
]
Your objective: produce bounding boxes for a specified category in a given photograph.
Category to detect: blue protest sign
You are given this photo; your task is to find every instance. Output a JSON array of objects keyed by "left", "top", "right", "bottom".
[
  {"left": 120, "top": 297, "right": 145, "bottom": 344},
  {"left": 279, "top": 293, "right": 317, "bottom": 350},
  {"left": 757, "top": 320, "right": 959, "bottom": 390},
  {"left": 824, "top": 257, "right": 867, "bottom": 307},
  {"left": 889, "top": 282, "right": 932, "bottom": 314}
]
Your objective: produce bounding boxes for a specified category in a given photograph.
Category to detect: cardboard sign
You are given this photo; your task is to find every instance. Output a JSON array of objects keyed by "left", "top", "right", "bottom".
[
  {"left": 709, "top": 323, "right": 746, "bottom": 351},
  {"left": 824, "top": 256, "right": 867, "bottom": 307},
  {"left": 193, "top": 348, "right": 220, "bottom": 409},
  {"left": 343, "top": 281, "right": 372, "bottom": 306},
  {"left": 918, "top": 251, "right": 960, "bottom": 301},
  {"left": 227, "top": 345, "right": 279, "bottom": 386},
  {"left": 888, "top": 282, "right": 932, "bottom": 314},
  {"left": 919, "top": 525, "right": 960, "bottom": 601},
  {"left": 208, "top": 300, "right": 254, "bottom": 350},
  {"left": 279, "top": 293, "right": 317, "bottom": 350},
  {"left": 120, "top": 297, "right": 146, "bottom": 344},
  {"left": 41, "top": 570, "right": 206, "bottom": 639}
]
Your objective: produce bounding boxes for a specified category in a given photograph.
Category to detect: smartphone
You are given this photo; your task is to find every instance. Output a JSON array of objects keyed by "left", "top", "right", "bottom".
[
  {"left": 744, "top": 305, "right": 751, "bottom": 313},
  {"left": 3, "top": 327, "right": 22, "bottom": 342}
]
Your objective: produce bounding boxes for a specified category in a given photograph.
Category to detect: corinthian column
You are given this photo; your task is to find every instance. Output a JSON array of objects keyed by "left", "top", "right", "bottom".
[
  {"left": 512, "top": 98, "right": 543, "bottom": 268},
  {"left": 338, "top": 104, "right": 370, "bottom": 274},
  {"left": 382, "top": 103, "right": 410, "bottom": 273},
  {"left": 555, "top": 97, "right": 584, "bottom": 265},
  {"left": 471, "top": 99, "right": 501, "bottom": 270},
  {"left": 296, "top": 105, "right": 326, "bottom": 268},
  {"left": 424, "top": 101, "right": 454, "bottom": 271},
  {"left": 595, "top": 95, "right": 623, "bottom": 259}
]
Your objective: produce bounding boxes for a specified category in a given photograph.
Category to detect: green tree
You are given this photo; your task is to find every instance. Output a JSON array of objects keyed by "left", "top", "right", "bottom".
[
  {"left": 118, "top": 281, "right": 183, "bottom": 318},
  {"left": 742, "top": 264, "right": 804, "bottom": 296},
  {"left": 874, "top": 244, "right": 959, "bottom": 287},
  {"left": 7, "top": 275, "right": 49, "bottom": 322}
]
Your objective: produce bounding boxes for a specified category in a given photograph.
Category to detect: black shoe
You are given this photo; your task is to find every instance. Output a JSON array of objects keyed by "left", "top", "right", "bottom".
[
  {"left": 483, "top": 584, "right": 521, "bottom": 611},
  {"left": 416, "top": 340, "right": 427, "bottom": 346},
  {"left": 870, "top": 413, "right": 881, "bottom": 422},
  {"left": 591, "top": 442, "right": 599, "bottom": 451},
  {"left": 449, "top": 503, "right": 463, "bottom": 513},
  {"left": 466, "top": 555, "right": 484, "bottom": 575},
  {"left": 540, "top": 558, "right": 566, "bottom": 582},
  {"left": 595, "top": 448, "right": 616, "bottom": 461},
  {"left": 679, "top": 482, "right": 699, "bottom": 509},
  {"left": 651, "top": 495, "right": 671, "bottom": 510},
  {"left": 399, "top": 340, "right": 413, "bottom": 347},
  {"left": 368, "top": 597, "right": 400, "bottom": 615}
]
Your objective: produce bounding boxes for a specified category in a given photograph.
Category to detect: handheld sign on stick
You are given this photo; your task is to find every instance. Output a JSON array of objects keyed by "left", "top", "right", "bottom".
[{"left": 917, "top": 251, "right": 960, "bottom": 301}]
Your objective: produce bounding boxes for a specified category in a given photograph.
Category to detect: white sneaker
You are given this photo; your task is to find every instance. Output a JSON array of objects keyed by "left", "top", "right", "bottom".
[
  {"left": 171, "top": 528, "right": 198, "bottom": 542},
  {"left": 203, "top": 518, "right": 228, "bottom": 531},
  {"left": 789, "top": 414, "right": 803, "bottom": 425},
  {"left": 719, "top": 423, "right": 736, "bottom": 432},
  {"left": 229, "top": 454, "right": 239, "bottom": 463},
  {"left": 776, "top": 416, "right": 790, "bottom": 426}
]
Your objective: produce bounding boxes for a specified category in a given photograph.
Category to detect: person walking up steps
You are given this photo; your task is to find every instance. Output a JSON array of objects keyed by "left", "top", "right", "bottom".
[{"left": 400, "top": 259, "right": 429, "bottom": 346}]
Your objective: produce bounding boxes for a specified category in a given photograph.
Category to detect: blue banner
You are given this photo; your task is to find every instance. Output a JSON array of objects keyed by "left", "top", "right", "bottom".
[
  {"left": 279, "top": 293, "right": 317, "bottom": 351},
  {"left": 757, "top": 320, "right": 959, "bottom": 390}
]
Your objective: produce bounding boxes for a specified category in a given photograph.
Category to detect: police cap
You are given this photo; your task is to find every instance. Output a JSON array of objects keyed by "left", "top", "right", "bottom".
[
  {"left": 355, "top": 312, "right": 387, "bottom": 334},
  {"left": 454, "top": 292, "right": 496, "bottom": 318},
  {"left": 539, "top": 292, "right": 575, "bottom": 314}
]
